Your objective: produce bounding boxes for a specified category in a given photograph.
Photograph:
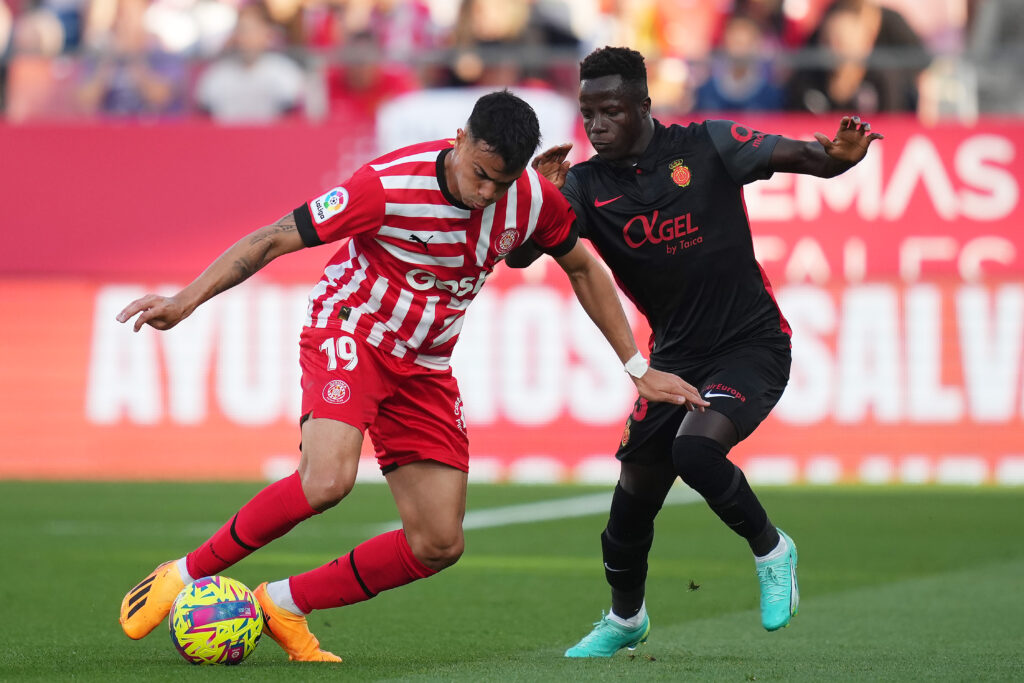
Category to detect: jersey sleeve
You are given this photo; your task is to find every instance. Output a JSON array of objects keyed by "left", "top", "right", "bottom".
[
  {"left": 530, "top": 174, "right": 578, "bottom": 257},
  {"left": 705, "top": 119, "right": 781, "bottom": 186},
  {"left": 560, "top": 168, "right": 589, "bottom": 239},
  {"left": 293, "top": 165, "right": 386, "bottom": 247}
]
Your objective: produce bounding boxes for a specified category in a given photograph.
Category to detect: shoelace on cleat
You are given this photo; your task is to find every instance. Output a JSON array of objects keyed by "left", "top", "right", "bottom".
[{"left": 757, "top": 564, "right": 791, "bottom": 604}]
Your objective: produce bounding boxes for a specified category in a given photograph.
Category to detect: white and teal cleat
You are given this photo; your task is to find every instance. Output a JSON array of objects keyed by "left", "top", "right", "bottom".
[
  {"left": 564, "top": 612, "right": 650, "bottom": 658},
  {"left": 756, "top": 529, "right": 799, "bottom": 631}
]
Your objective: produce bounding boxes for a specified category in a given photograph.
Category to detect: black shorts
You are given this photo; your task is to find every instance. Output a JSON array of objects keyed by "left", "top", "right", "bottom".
[{"left": 616, "top": 342, "right": 791, "bottom": 464}]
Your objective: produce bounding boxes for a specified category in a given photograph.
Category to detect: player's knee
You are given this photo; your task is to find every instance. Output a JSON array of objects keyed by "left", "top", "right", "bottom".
[
  {"left": 298, "top": 470, "right": 355, "bottom": 511},
  {"left": 406, "top": 528, "right": 465, "bottom": 571},
  {"left": 671, "top": 435, "right": 732, "bottom": 497}
]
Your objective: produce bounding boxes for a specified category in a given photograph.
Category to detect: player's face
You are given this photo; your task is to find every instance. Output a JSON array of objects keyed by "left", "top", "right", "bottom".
[
  {"left": 579, "top": 75, "right": 651, "bottom": 163},
  {"left": 447, "top": 129, "right": 524, "bottom": 211}
]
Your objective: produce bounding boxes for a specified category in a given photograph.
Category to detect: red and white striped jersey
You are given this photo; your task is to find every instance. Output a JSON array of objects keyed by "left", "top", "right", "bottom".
[{"left": 294, "top": 139, "right": 576, "bottom": 370}]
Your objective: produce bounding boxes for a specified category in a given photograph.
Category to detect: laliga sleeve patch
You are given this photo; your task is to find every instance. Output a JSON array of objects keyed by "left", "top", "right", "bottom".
[{"left": 310, "top": 187, "right": 350, "bottom": 225}]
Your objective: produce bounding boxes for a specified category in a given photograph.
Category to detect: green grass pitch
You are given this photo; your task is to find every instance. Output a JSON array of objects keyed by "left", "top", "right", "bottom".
[{"left": 1, "top": 481, "right": 1022, "bottom": 681}]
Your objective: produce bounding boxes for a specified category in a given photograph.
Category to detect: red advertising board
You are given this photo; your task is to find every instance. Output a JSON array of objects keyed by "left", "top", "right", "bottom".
[{"left": 1, "top": 115, "right": 1022, "bottom": 484}]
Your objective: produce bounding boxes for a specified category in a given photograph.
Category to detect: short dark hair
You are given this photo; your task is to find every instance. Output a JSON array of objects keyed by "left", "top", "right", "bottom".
[
  {"left": 579, "top": 46, "right": 649, "bottom": 100},
  {"left": 465, "top": 90, "right": 540, "bottom": 172}
]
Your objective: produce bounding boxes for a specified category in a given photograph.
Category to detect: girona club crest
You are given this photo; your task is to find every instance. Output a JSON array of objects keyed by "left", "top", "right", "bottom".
[
  {"left": 669, "top": 159, "right": 691, "bottom": 188},
  {"left": 322, "top": 379, "right": 351, "bottom": 405},
  {"left": 494, "top": 228, "right": 520, "bottom": 255}
]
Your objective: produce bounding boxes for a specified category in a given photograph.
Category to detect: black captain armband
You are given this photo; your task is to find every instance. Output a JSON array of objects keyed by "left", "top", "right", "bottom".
[
  {"left": 542, "top": 231, "right": 578, "bottom": 259},
  {"left": 505, "top": 240, "right": 542, "bottom": 268},
  {"left": 293, "top": 204, "right": 323, "bottom": 248}
]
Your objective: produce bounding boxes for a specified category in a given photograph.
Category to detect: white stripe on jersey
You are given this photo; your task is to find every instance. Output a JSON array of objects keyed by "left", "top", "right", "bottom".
[
  {"left": 523, "top": 167, "right": 544, "bottom": 242},
  {"left": 475, "top": 203, "right": 497, "bottom": 266},
  {"left": 306, "top": 244, "right": 358, "bottom": 327},
  {"left": 386, "top": 202, "right": 469, "bottom": 220},
  {"left": 378, "top": 226, "right": 467, "bottom": 245},
  {"left": 367, "top": 288, "right": 413, "bottom": 349},
  {"left": 430, "top": 313, "right": 465, "bottom": 348},
  {"left": 342, "top": 276, "right": 389, "bottom": 334},
  {"left": 313, "top": 243, "right": 370, "bottom": 328},
  {"left": 375, "top": 239, "right": 464, "bottom": 267},
  {"left": 414, "top": 353, "right": 450, "bottom": 370},
  {"left": 406, "top": 296, "right": 439, "bottom": 350},
  {"left": 370, "top": 150, "right": 439, "bottom": 172},
  {"left": 379, "top": 175, "right": 441, "bottom": 191}
]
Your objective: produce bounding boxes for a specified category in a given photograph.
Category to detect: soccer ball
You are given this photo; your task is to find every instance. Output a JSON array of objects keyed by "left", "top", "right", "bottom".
[{"left": 169, "top": 576, "right": 264, "bottom": 665}]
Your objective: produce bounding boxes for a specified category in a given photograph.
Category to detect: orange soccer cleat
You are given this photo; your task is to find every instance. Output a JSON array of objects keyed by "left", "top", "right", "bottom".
[
  {"left": 119, "top": 561, "right": 186, "bottom": 639},
  {"left": 253, "top": 582, "right": 343, "bottom": 662}
]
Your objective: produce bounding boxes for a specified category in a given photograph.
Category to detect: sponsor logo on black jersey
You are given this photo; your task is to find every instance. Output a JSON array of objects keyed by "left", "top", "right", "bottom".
[
  {"left": 703, "top": 383, "right": 746, "bottom": 402},
  {"left": 622, "top": 210, "right": 701, "bottom": 252},
  {"left": 730, "top": 124, "right": 766, "bottom": 148}
]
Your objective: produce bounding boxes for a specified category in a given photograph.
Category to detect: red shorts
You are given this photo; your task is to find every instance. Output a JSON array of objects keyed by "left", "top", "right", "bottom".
[{"left": 299, "top": 326, "right": 469, "bottom": 472}]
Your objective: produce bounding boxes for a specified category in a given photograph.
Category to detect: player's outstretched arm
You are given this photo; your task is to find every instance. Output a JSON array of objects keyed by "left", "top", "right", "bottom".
[
  {"left": 554, "top": 241, "right": 709, "bottom": 409},
  {"left": 117, "top": 213, "right": 306, "bottom": 332},
  {"left": 770, "top": 115, "right": 884, "bottom": 178}
]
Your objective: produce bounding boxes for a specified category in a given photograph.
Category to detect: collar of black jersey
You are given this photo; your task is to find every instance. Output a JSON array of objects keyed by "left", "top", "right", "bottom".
[
  {"left": 436, "top": 147, "right": 472, "bottom": 210},
  {"left": 596, "top": 119, "right": 668, "bottom": 174}
]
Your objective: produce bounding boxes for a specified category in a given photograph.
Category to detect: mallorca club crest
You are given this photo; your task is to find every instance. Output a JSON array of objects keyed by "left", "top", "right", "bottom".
[
  {"left": 620, "top": 418, "right": 632, "bottom": 447},
  {"left": 322, "top": 379, "right": 351, "bottom": 405},
  {"left": 494, "top": 228, "right": 520, "bottom": 255},
  {"left": 669, "top": 159, "right": 691, "bottom": 188}
]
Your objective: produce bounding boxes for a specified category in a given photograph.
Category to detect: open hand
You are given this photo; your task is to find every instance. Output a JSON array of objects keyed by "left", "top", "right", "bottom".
[
  {"left": 634, "top": 368, "right": 710, "bottom": 411},
  {"left": 814, "top": 115, "right": 883, "bottom": 166},
  {"left": 116, "top": 294, "right": 189, "bottom": 332},
  {"left": 531, "top": 143, "right": 573, "bottom": 188}
]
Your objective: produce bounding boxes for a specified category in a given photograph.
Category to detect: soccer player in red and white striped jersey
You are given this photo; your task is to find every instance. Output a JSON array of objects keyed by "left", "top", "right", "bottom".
[{"left": 115, "top": 90, "right": 707, "bottom": 662}]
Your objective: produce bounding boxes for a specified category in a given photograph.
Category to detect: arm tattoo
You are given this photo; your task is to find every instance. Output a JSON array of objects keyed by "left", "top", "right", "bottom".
[{"left": 212, "top": 219, "right": 296, "bottom": 297}]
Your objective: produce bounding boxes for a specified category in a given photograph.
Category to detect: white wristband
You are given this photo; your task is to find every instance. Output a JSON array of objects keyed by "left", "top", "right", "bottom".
[{"left": 624, "top": 352, "right": 649, "bottom": 379}]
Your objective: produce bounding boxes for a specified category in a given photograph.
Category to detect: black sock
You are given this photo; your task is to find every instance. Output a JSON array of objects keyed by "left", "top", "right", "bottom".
[{"left": 601, "top": 484, "right": 661, "bottom": 618}]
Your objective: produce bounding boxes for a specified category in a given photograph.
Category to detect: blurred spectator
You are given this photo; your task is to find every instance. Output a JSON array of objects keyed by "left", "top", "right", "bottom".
[
  {"left": 145, "top": 0, "right": 239, "bottom": 57},
  {"left": 322, "top": 29, "right": 418, "bottom": 122},
  {"left": 40, "top": 0, "right": 87, "bottom": 51},
  {"left": 1, "top": 0, "right": 11, "bottom": 113},
  {"left": 195, "top": 3, "right": 305, "bottom": 123},
  {"left": 878, "top": 0, "right": 967, "bottom": 53},
  {"left": 696, "top": 12, "right": 784, "bottom": 111},
  {"left": 967, "top": 0, "right": 1024, "bottom": 114},
  {"left": 6, "top": 7, "right": 78, "bottom": 121},
  {"left": 76, "top": 0, "right": 186, "bottom": 117},
  {"left": 786, "top": 0, "right": 928, "bottom": 113},
  {"left": 718, "top": 0, "right": 825, "bottom": 49},
  {"left": 351, "top": 0, "right": 438, "bottom": 62},
  {"left": 446, "top": 0, "right": 531, "bottom": 87},
  {"left": 521, "top": 0, "right": 581, "bottom": 92}
]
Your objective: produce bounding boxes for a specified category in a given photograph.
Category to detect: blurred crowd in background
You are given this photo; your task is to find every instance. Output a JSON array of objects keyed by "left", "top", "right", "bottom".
[{"left": 0, "top": 0, "right": 1021, "bottom": 124}]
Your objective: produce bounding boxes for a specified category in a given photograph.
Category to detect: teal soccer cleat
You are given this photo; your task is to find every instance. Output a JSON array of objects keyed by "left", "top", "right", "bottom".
[
  {"left": 564, "top": 612, "right": 650, "bottom": 658},
  {"left": 756, "top": 529, "right": 799, "bottom": 631}
]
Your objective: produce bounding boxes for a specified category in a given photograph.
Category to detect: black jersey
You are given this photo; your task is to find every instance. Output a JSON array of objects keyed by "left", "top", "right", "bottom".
[{"left": 562, "top": 119, "right": 792, "bottom": 370}]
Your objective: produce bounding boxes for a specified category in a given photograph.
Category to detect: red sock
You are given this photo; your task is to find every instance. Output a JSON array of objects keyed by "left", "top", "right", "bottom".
[
  {"left": 186, "top": 471, "right": 317, "bottom": 578},
  {"left": 289, "top": 529, "right": 437, "bottom": 612}
]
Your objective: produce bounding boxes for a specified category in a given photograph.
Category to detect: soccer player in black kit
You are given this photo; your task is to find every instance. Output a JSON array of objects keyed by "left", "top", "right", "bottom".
[{"left": 509, "top": 46, "right": 883, "bottom": 657}]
